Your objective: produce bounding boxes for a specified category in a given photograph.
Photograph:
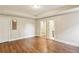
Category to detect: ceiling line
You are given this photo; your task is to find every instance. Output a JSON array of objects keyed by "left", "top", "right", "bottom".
[
  {"left": 36, "top": 7, "right": 79, "bottom": 19},
  {"left": 0, "top": 13, "right": 35, "bottom": 20}
]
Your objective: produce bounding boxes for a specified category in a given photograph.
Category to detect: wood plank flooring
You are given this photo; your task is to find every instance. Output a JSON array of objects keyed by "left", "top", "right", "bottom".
[
  {"left": 47, "top": 39, "right": 79, "bottom": 53},
  {"left": 0, "top": 36, "right": 79, "bottom": 53}
]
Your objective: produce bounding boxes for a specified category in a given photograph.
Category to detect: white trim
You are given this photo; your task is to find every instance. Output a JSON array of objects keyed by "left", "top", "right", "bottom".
[
  {"left": 0, "top": 40, "right": 9, "bottom": 43},
  {"left": 54, "top": 39, "right": 79, "bottom": 47},
  {"left": 9, "top": 35, "right": 35, "bottom": 41},
  {"left": 37, "top": 7, "right": 79, "bottom": 19},
  {"left": 0, "top": 35, "right": 35, "bottom": 43}
]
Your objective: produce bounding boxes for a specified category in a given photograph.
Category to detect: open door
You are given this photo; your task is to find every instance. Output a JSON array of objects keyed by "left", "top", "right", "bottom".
[{"left": 48, "top": 20, "right": 55, "bottom": 40}]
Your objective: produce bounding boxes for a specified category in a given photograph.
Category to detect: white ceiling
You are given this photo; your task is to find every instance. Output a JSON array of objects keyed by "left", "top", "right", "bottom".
[
  {"left": 0, "top": 5, "right": 64, "bottom": 16},
  {"left": 0, "top": 5, "right": 78, "bottom": 18}
]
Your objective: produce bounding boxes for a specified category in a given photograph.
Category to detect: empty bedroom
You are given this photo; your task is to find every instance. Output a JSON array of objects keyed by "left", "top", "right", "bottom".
[{"left": 0, "top": 5, "right": 79, "bottom": 53}]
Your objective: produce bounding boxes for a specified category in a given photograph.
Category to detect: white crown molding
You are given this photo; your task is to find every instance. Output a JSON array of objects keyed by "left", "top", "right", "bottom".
[
  {"left": 36, "top": 6, "right": 79, "bottom": 19},
  {"left": 0, "top": 10, "right": 36, "bottom": 19},
  {"left": 0, "top": 6, "right": 79, "bottom": 19}
]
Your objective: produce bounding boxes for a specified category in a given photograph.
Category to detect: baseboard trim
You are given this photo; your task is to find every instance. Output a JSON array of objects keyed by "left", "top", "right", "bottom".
[
  {"left": 54, "top": 39, "right": 79, "bottom": 47},
  {"left": 0, "top": 40, "right": 9, "bottom": 43},
  {"left": 0, "top": 36, "right": 36, "bottom": 43},
  {"left": 9, "top": 35, "right": 36, "bottom": 41}
]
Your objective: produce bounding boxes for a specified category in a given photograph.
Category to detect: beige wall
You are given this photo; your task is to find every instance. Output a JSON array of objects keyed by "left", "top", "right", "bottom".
[
  {"left": 0, "top": 15, "right": 10, "bottom": 43},
  {"left": 35, "top": 19, "right": 40, "bottom": 36},
  {"left": 10, "top": 17, "right": 35, "bottom": 41},
  {"left": 0, "top": 15, "right": 35, "bottom": 43},
  {"left": 55, "top": 11, "right": 79, "bottom": 46}
]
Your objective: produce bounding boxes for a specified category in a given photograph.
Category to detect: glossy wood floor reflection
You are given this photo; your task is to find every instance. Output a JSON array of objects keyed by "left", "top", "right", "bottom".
[
  {"left": 0, "top": 36, "right": 79, "bottom": 53},
  {"left": 47, "top": 39, "right": 79, "bottom": 53}
]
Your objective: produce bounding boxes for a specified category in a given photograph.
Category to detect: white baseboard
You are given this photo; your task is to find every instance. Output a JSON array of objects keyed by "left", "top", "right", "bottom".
[
  {"left": 54, "top": 39, "right": 79, "bottom": 47},
  {"left": 9, "top": 35, "right": 35, "bottom": 41},
  {"left": 0, "top": 35, "right": 35, "bottom": 43},
  {"left": 0, "top": 40, "right": 9, "bottom": 43}
]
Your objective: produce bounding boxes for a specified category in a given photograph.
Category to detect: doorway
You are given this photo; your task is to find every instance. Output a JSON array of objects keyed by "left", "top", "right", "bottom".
[
  {"left": 48, "top": 20, "right": 55, "bottom": 40},
  {"left": 40, "top": 19, "right": 55, "bottom": 39}
]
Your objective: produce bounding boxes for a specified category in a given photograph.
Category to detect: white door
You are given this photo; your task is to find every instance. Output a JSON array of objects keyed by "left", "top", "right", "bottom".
[{"left": 48, "top": 20, "right": 55, "bottom": 40}]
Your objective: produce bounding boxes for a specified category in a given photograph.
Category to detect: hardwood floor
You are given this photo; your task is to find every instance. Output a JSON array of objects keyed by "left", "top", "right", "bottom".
[
  {"left": 0, "top": 36, "right": 79, "bottom": 53},
  {"left": 47, "top": 39, "right": 79, "bottom": 53}
]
